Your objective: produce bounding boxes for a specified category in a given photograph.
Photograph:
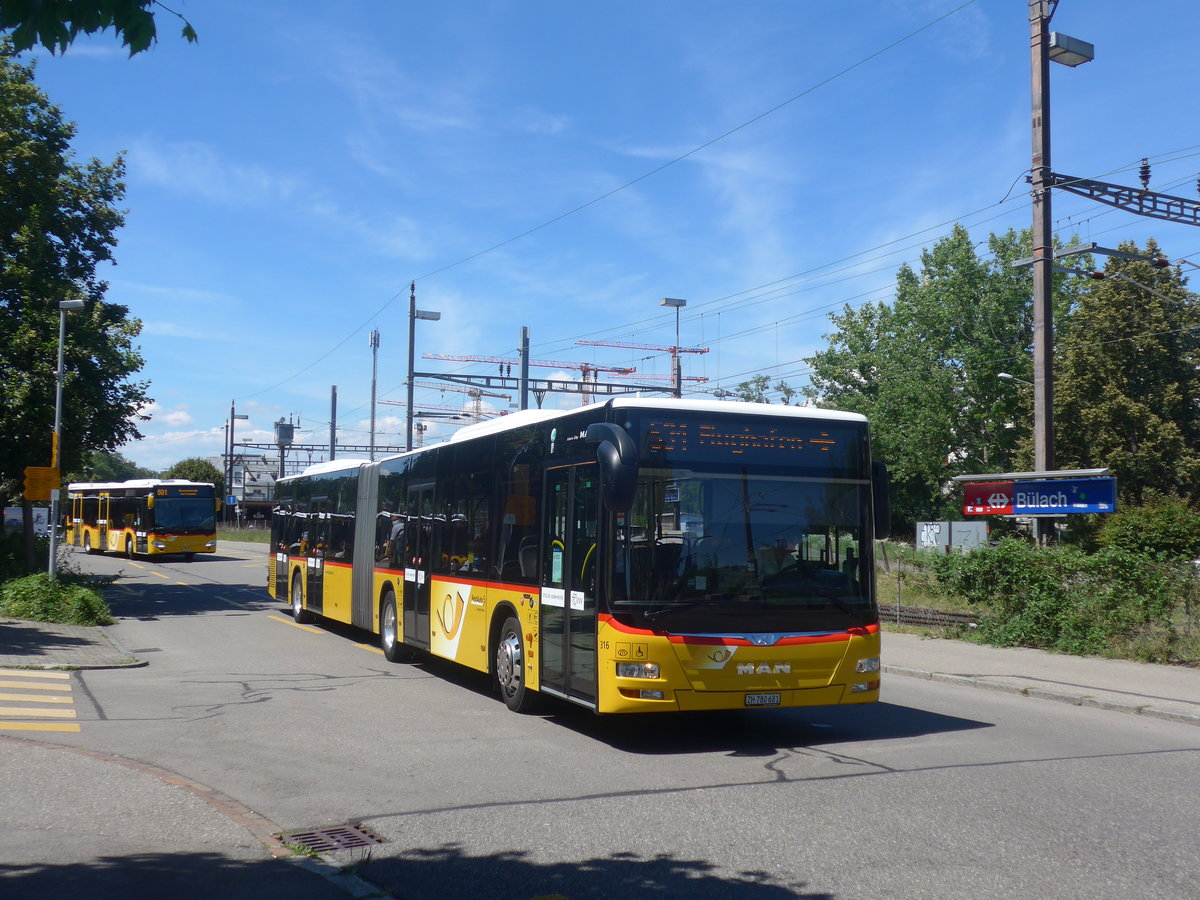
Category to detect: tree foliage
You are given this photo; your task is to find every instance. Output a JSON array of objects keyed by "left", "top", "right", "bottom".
[
  {"left": 803, "top": 225, "right": 1085, "bottom": 531},
  {"left": 1055, "top": 240, "right": 1200, "bottom": 504},
  {"left": 0, "top": 0, "right": 196, "bottom": 56},
  {"left": 164, "top": 457, "right": 223, "bottom": 496},
  {"left": 0, "top": 46, "right": 149, "bottom": 501},
  {"left": 72, "top": 449, "right": 158, "bottom": 483}
]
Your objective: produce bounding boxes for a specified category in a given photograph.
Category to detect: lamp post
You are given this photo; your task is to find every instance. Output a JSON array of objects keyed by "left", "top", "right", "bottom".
[
  {"left": 227, "top": 401, "right": 248, "bottom": 521},
  {"left": 47, "top": 299, "right": 86, "bottom": 578},
  {"left": 660, "top": 297, "right": 686, "bottom": 399},
  {"left": 1029, "top": 0, "right": 1091, "bottom": 543},
  {"left": 406, "top": 281, "right": 441, "bottom": 451}
]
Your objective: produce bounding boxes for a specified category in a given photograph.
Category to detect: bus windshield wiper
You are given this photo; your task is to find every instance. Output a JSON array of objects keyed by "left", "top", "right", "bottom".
[{"left": 643, "top": 599, "right": 728, "bottom": 622}]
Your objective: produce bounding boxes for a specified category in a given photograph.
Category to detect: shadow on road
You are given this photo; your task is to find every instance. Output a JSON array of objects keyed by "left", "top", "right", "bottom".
[
  {"left": 100, "top": 583, "right": 278, "bottom": 620},
  {"left": 361, "top": 843, "right": 832, "bottom": 899},
  {"left": 548, "top": 700, "right": 990, "bottom": 755},
  {"left": 0, "top": 852, "right": 345, "bottom": 900}
]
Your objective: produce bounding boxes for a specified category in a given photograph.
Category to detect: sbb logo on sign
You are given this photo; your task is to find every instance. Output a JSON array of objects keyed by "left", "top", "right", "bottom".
[{"left": 963, "top": 481, "right": 1013, "bottom": 515}]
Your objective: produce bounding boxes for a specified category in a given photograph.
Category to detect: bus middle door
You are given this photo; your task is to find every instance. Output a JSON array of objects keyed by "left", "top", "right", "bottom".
[
  {"left": 540, "top": 463, "right": 599, "bottom": 706},
  {"left": 305, "top": 505, "right": 328, "bottom": 617},
  {"left": 402, "top": 484, "right": 434, "bottom": 649}
]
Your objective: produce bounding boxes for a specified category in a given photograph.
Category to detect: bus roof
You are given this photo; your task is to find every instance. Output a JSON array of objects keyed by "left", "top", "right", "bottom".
[
  {"left": 285, "top": 458, "right": 368, "bottom": 481},
  {"left": 67, "top": 479, "right": 215, "bottom": 491},
  {"left": 449, "top": 397, "right": 867, "bottom": 445}
]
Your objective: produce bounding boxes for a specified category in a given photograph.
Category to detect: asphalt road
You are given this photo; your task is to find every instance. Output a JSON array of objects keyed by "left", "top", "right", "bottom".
[{"left": 35, "top": 543, "right": 1200, "bottom": 899}]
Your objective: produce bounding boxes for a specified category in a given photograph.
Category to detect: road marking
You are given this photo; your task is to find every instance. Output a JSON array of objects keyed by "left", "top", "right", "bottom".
[
  {"left": 150, "top": 570, "right": 171, "bottom": 580},
  {"left": 267, "top": 614, "right": 325, "bottom": 635},
  {"left": 0, "top": 721, "right": 81, "bottom": 732},
  {"left": 0, "top": 669, "right": 70, "bottom": 680},
  {"left": 0, "top": 671, "right": 81, "bottom": 733},
  {"left": 0, "top": 692, "right": 72, "bottom": 703},
  {"left": 0, "top": 680, "right": 71, "bottom": 691},
  {"left": 128, "top": 561, "right": 146, "bottom": 569},
  {"left": 0, "top": 706, "right": 77, "bottom": 718},
  {"left": 355, "top": 643, "right": 384, "bottom": 656}
]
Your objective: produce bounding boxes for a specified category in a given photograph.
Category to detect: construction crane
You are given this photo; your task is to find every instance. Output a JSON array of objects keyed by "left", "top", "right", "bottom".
[
  {"left": 424, "top": 353, "right": 635, "bottom": 376},
  {"left": 611, "top": 372, "right": 709, "bottom": 384},
  {"left": 378, "top": 399, "right": 499, "bottom": 424},
  {"left": 576, "top": 339, "right": 710, "bottom": 358},
  {"left": 411, "top": 381, "right": 510, "bottom": 421}
]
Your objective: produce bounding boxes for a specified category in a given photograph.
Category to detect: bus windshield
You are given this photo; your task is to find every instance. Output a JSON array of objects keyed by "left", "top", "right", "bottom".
[
  {"left": 609, "top": 466, "right": 874, "bottom": 633},
  {"left": 153, "top": 497, "right": 216, "bottom": 533}
]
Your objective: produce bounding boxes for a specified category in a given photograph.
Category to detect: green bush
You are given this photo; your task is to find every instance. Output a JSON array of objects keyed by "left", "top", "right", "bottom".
[
  {"left": 0, "top": 573, "right": 113, "bottom": 626},
  {"left": 1097, "top": 493, "right": 1200, "bottom": 560},
  {"left": 932, "top": 538, "right": 1188, "bottom": 657}
]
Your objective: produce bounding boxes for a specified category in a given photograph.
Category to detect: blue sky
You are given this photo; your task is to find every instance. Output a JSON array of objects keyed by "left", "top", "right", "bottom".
[{"left": 23, "top": 0, "right": 1200, "bottom": 471}]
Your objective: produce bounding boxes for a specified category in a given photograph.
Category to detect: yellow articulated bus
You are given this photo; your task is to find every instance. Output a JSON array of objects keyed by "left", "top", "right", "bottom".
[
  {"left": 65, "top": 479, "right": 219, "bottom": 560},
  {"left": 269, "top": 398, "right": 890, "bottom": 714}
]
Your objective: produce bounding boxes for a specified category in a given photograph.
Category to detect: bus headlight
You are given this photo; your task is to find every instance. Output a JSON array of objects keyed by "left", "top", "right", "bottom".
[
  {"left": 152, "top": 541, "right": 167, "bottom": 550},
  {"left": 616, "top": 662, "right": 659, "bottom": 679},
  {"left": 855, "top": 656, "right": 880, "bottom": 674},
  {"left": 851, "top": 680, "right": 880, "bottom": 693},
  {"left": 205, "top": 541, "right": 216, "bottom": 549}
]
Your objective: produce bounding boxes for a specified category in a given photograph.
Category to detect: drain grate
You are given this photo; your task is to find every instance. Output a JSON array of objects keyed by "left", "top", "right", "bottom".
[{"left": 277, "top": 824, "right": 386, "bottom": 854}]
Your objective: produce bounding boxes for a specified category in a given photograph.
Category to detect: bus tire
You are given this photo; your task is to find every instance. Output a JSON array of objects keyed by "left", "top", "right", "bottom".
[
  {"left": 291, "top": 575, "right": 313, "bottom": 624},
  {"left": 380, "top": 592, "right": 406, "bottom": 663},
  {"left": 495, "top": 615, "right": 539, "bottom": 713}
]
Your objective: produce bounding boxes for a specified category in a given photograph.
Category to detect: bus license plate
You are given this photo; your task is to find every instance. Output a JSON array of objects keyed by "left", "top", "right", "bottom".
[{"left": 745, "top": 692, "right": 781, "bottom": 707}]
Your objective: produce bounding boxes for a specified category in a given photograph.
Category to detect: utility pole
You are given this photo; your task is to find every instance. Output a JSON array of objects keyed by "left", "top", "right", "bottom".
[
  {"left": 329, "top": 385, "right": 337, "bottom": 460},
  {"left": 1030, "top": 2, "right": 1054, "bottom": 495},
  {"left": 369, "top": 330, "right": 380, "bottom": 460},
  {"left": 519, "top": 326, "right": 530, "bottom": 411}
]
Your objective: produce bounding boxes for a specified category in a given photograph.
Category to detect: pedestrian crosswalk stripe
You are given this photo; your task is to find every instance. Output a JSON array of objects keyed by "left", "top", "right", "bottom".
[
  {"left": 0, "top": 722, "right": 81, "bottom": 732},
  {"left": 0, "top": 692, "right": 72, "bottom": 703},
  {"left": 0, "top": 668, "right": 71, "bottom": 680},
  {"left": 0, "top": 706, "right": 76, "bottom": 718},
  {"left": 0, "top": 680, "right": 72, "bottom": 691}
]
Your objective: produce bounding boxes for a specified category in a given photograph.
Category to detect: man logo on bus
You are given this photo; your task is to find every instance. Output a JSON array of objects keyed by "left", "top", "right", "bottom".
[{"left": 738, "top": 663, "right": 791, "bottom": 675}]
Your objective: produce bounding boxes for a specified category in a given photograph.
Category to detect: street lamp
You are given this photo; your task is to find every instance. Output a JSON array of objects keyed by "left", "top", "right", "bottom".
[
  {"left": 47, "top": 299, "right": 86, "bottom": 578},
  {"left": 660, "top": 297, "right": 686, "bottom": 399},
  {"left": 227, "top": 401, "right": 248, "bottom": 521},
  {"left": 998, "top": 372, "right": 1033, "bottom": 387},
  {"left": 406, "top": 281, "right": 441, "bottom": 451}
]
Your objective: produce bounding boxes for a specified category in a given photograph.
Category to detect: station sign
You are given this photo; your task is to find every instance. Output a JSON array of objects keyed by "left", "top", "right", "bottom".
[{"left": 963, "top": 477, "right": 1116, "bottom": 516}]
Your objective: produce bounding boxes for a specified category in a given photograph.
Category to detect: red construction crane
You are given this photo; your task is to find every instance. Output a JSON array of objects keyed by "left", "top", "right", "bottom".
[
  {"left": 424, "top": 353, "right": 635, "bottom": 376},
  {"left": 610, "top": 372, "right": 709, "bottom": 383},
  {"left": 576, "top": 339, "right": 709, "bottom": 357}
]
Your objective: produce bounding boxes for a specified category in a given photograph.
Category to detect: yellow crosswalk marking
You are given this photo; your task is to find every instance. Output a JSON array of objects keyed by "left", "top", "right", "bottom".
[
  {"left": 0, "top": 692, "right": 72, "bottom": 703},
  {"left": 0, "top": 680, "right": 72, "bottom": 691},
  {"left": 0, "top": 722, "right": 81, "bottom": 732},
  {"left": 0, "top": 706, "right": 77, "bottom": 718},
  {"left": 0, "top": 668, "right": 70, "bottom": 679}
]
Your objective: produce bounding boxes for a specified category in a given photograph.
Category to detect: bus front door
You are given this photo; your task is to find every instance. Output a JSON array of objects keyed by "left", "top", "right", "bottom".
[
  {"left": 403, "top": 485, "right": 434, "bottom": 649},
  {"left": 540, "top": 463, "right": 599, "bottom": 706}
]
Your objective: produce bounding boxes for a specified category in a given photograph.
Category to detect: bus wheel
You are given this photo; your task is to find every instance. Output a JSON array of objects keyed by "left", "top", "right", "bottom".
[
  {"left": 125, "top": 536, "right": 134, "bottom": 559},
  {"left": 380, "top": 593, "right": 405, "bottom": 663},
  {"left": 291, "top": 576, "right": 313, "bottom": 624},
  {"left": 495, "top": 616, "right": 538, "bottom": 713}
]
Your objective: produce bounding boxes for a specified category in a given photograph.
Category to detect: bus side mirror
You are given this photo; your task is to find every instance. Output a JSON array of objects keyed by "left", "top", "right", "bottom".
[
  {"left": 585, "top": 422, "right": 637, "bottom": 513},
  {"left": 872, "top": 460, "right": 891, "bottom": 540}
]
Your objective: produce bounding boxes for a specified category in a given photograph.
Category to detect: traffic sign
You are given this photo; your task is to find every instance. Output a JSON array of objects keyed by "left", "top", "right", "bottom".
[
  {"left": 23, "top": 466, "right": 60, "bottom": 502},
  {"left": 964, "top": 477, "right": 1116, "bottom": 516}
]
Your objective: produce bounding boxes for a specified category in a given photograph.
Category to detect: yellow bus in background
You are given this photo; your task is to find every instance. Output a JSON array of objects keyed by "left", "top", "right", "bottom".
[
  {"left": 66, "top": 479, "right": 219, "bottom": 560},
  {"left": 269, "top": 398, "right": 889, "bottom": 714}
]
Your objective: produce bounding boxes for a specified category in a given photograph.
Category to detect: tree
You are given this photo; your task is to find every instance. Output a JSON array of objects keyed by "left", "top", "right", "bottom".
[
  {"left": 1056, "top": 240, "right": 1200, "bottom": 504},
  {"left": 0, "top": 1, "right": 196, "bottom": 56},
  {"left": 0, "top": 46, "right": 149, "bottom": 504},
  {"left": 734, "top": 374, "right": 801, "bottom": 404},
  {"left": 803, "top": 225, "right": 1085, "bottom": 532},
  {"left": 163, "top": 457, "right": 224, "bottom": 497},
  {"left": 71, "top": 449, "right": 158, "bottom": 483}
]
